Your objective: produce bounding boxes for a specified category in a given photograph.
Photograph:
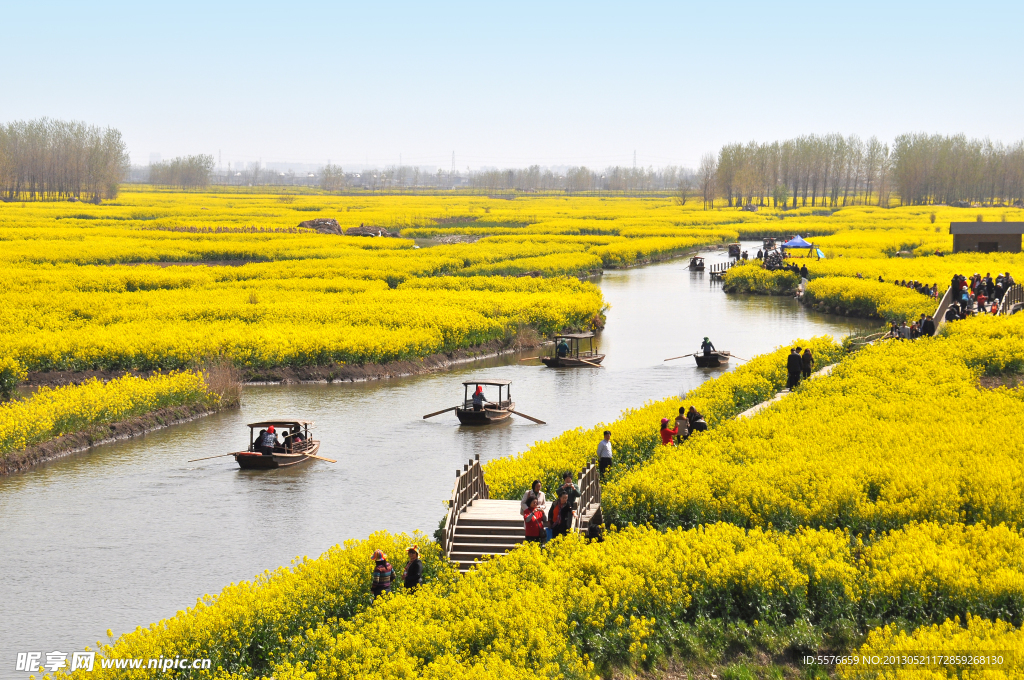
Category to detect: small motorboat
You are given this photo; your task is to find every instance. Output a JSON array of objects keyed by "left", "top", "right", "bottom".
[
  {"left": 689, "top": 256, "right": 705, "bottom": 271},
  {"left": 541, "top": 333, "right": 605, "bottom": 368},
  {"left": 694, "top": 352, "right": 732, "bottom": 368},
  {"left": 233, "top": 420, "right": 321, "bottom": 469}
]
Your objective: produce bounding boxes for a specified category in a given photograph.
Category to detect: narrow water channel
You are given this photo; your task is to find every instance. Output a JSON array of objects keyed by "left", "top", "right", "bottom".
[{"left": 0, "top": 244, "right": 875, "bottom": 670}]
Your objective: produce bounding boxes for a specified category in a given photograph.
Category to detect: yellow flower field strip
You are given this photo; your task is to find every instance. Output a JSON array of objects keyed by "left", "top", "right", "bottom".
[
  {"left": 603, "top": 314, "right": 1024, "bottom": 532},
  {"left": 69, "top": 522, "right": 1024, "bottom": 680},
  {"left": 0, "top": 372, "right": 209, "bottom": 456},
  {"left": 482, "top": 337, "right": 844, "bottom": 502}
]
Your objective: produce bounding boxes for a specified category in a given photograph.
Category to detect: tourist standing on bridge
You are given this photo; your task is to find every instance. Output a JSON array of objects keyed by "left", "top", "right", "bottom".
[
  {"left": 370, "top": 550, "right": 394, "bottom": 599},
  {"left": 596, "top": 431, "right": 613, "bottom": 477},
  {"left": 520, "top": 480, "right": 547, "bottom": 514},
  {"left": 557, "top": 472, "right": 581, "bottom": 510},
  {"left": 402, "top": 546, "right": 422, "bottom": 592},
  {"left": 786, "top": 347, "right": 802, "bottom": 389},
  {"left": 801, "top": 348, "right": 814, "bottom": 379},
  {"left": 548, "top": 491, "right": 574, "bottom": 540},
  {"left": 523, "top": 497, "right": 546, "bottom": 545}
]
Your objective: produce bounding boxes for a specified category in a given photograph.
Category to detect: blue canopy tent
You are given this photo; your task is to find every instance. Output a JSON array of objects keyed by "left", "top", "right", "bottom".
[
  {"left": 782, "top": 235, "right": 813, "bottom": 249},
  {"left": 780, "top": 235, "right": 823, "bottom": 259}
]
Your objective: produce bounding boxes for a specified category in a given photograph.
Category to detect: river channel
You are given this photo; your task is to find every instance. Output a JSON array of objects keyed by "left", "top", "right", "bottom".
[{"left": 0, "top": 244, "right": 875, "bottom": 672}]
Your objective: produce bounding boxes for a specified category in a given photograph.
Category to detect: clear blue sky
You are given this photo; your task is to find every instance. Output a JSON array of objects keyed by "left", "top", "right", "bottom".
[{"left": 3, "top": 0, "right": 1021, "bottom": 170}]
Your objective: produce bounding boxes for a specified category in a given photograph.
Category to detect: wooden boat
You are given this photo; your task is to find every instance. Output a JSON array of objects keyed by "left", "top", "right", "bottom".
[
  {"left": 233, "top": 420, "right": 321, "bottom": 469},
  {"left": 689, "top": 256, "right": 705, "bottom": 271},
  {"left": 694, "top": 352, "right": 732, "bottom": 368},
  {"left": 728, "top": 243, "right": 741, "bottom": 258},
  {"left": 541, "top": 333, "right": 605, "bottom": 368},
  {"left": 456, "top": 380, "right": 515, "bottom": 425}
]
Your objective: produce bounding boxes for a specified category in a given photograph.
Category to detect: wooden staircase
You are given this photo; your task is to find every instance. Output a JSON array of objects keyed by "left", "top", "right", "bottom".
[{"left": 441, "top": 454, "right": 603, "bottom": 573}]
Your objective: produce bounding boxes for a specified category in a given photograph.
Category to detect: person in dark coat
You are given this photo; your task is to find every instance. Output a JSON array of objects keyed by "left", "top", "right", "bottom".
[
  {"left": 799, "top": 264, "right": 809, "bottom": 279},
  {"left": 548, "top": 491, "right": 574, "bottom": 540},
  {"left": 556, "top": 472, "right": 581, "bottom": 510},
  {"left": 800, "top": 348, "right": 814, "bottom": 379},
  {"left": 786, "top": 347, "right": 803, "bottom": 389},
  {"left": 402, "top": 545, "right": 422, "bottom": 591},
  {"left": 687, "top": 406, "right": 707, "bottom": 433},
  {"left": 921, "top": 315, "right": 936, "bottom": 337},
  {"left": 700, "top": 337, "right": 716, "bottom": 356}
]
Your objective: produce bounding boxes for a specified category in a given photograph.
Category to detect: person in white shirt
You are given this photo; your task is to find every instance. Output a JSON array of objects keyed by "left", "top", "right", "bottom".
[
  {"left": 596, "top": 431, "right": 612, "bottom": 476},
  {"left": 520, "top": 480, "right": 547, "bottom": 515}
]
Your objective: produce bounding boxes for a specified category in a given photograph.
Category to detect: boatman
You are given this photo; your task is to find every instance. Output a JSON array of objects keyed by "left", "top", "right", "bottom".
[
  {"left": 556, "top": 338, "right": 570, "bottom": 358},
  {"left": 700, "top": 337, "right": 716, "bottom": 356}
]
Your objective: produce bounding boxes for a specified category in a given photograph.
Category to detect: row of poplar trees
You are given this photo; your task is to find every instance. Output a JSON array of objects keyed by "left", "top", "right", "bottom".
[
  {"left": 703, "top": 133, "right": 1024, "bottom": 210},
  {"left": 0, "top": 118, "right": 130, "bottom": 202}
]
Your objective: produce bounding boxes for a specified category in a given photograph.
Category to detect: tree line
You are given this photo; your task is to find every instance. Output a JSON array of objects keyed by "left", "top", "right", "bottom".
[
  {"left": 148, "top": 155, "right": 215, "bottom": 189},
  {"left": 0, "top": 118, "right": 129, "bottom": 202},
  {"left": 701, "top": 133, "right": 1024, "bottom": 210}
]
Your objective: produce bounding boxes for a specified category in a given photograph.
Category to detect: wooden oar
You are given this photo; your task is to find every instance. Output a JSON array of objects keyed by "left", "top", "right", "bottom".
[
  {"left": 664, "top": 353, "right": 695, "bottom": 362},
  {"left": 511, "top": 410, "right": 546, "bottom": 425},
  {"left": 726, "top": 354, "right": 751, "bottom": 362},
  {"left": 519, "top": 356, "right": 542, "bottom": 361},
  {"left": 578, "top": 358, "right": 605, "bottom": 368},
  {"left": 304, "top": 453, "right": 337, "bottom": 463},
  {"left": 423, "top": 406, "right": 458, "bottom": 419},
  {"left": 187, "top": 452, "right": 238, "bottom": 463}
]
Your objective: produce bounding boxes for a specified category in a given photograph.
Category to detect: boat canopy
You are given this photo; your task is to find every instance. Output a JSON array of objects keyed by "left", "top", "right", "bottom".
[
  {"left": 247, "top": 420, "right": 314, "bottom": 429},
  {"left": 461, "top": 379, "right": 512, "bottom": 386},
  {"left": 553, "top": 332, "right": 594, "bottom": 339}
]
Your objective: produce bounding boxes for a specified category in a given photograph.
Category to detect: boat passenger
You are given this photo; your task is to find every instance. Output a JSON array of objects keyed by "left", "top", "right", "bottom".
[
  {"left": 520, "top": 480, "right": 547, "bottom": 515},
  {"left": 700, "top": 337, "right": 715, "bottom": 356},
  {"left": 556, "top": 339, "right": 570, "bottom": 358},
  {"left": 370, "top": 550, "right": 394, "bottom": 599},
  {"left": 472, "top": 386, "right": 485, "bottom": 411},
  {"left": 659, "top": 418, "right": 678, "bottom": 445},
  {"left": 402, "top": 545, "right": 422, "bottom": 592},
  {"left": 258, "top": 426, "right": 277, "bottom": 455}
]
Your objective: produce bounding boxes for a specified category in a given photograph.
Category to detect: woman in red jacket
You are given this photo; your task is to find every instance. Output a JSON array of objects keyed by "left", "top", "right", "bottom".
[
  {"left": 659, "top": 417, "right": 677, "bottom": 445},
  {"left": 523, "top": 496, "right": 546, "bottom": 545}
]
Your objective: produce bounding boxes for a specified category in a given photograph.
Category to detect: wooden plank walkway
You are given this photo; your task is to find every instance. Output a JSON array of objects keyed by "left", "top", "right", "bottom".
[
  {"left": 736, "top": 363, "right": 835, "bottom": 420},
  {"left": 441, "top": 456, "right": 602, "bottom": 572}
]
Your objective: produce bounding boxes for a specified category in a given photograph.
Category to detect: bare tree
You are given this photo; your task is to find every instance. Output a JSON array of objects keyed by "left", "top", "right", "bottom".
[{"left": 698, "top": 153, "right": 717, "bottom": 210}]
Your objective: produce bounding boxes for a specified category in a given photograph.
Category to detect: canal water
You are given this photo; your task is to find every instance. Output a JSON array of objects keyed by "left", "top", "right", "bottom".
[{"left": 0, "top": 244, "right": 875, "bottom": 671}]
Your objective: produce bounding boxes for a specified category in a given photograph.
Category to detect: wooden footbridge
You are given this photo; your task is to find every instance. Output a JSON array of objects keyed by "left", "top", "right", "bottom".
[{"left": 440, "top": 454, "right": 603, "bottom": 572}]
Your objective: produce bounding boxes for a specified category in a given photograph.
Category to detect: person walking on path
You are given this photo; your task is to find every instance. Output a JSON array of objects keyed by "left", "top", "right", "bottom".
[
  {"left": 402, "top": 546, "right": 422, "bottom": 592},
  {"left": 370, "top": 550, "right": 394, "bottom": 599},
  {"left": 596, "top": 431, "right": 612, "bottom": 477},
  {"left": 520, "top": 480, "right": 547, "bottom": 515},
  {"left": 674, "top": 407, "right": 689, "bottom": 444},
  {"left": 921, "top": 315, "right": 936, "bottom": 336},
  {"left": 786, "top": 347, "right": 802, "bottom": 390},
  {"left": 547, "top": 491, "right": 574, "bottom": 541},
  {"left": 659, "top": 418, "right": 678, "bottom": 445},
  {"left": 801, "top": 348, "right": 814, "bottom": 379},
  {"left": 523, "top": 497, "right": 546, "bottom": 545}
]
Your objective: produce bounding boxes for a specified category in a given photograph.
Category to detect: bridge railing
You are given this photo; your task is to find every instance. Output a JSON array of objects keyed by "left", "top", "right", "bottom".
[
  {"left": 932, "top": 285, "right": 954, "bottom": 332},
  {"left": 441, "top": 453, "right": 489, "bottom": 555},
  {"left": 570, "top": 459, "right": 602, "bottom": 535},
  {"left": 1000, "top": 284, "right": 1024, "bottom": 315}
]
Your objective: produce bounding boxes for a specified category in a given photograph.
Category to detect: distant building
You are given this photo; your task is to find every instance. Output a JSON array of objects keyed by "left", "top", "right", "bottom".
[{"left": 949, "top": 222, "right": 1024, "bottom": 253}]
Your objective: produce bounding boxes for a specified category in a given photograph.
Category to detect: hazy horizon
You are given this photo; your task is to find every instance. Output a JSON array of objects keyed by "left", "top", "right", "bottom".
[{"left": 3, "top": 0, "right": 1023, "bottom": 170}]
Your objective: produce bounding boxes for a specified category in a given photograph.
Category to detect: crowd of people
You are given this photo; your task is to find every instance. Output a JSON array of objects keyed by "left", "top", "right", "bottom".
[
  {"left": 658, "top": 406, "right": 708, "bottom": 445},
  {"left": 521, "top": 471, "right": 584, "bottom": 546},
  {"left": 944, "top": 272, "right": 1015, "bottom": 321}
]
